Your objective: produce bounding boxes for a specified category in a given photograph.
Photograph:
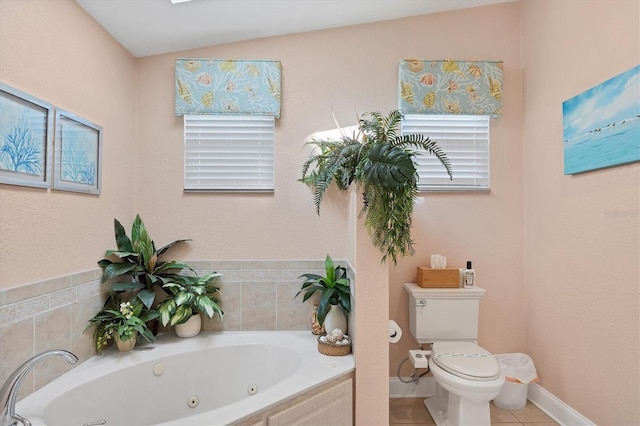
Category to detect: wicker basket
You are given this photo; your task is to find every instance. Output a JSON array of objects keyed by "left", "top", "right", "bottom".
[{"left": 317, "top": 337, "right": 352, "bottom": 356}]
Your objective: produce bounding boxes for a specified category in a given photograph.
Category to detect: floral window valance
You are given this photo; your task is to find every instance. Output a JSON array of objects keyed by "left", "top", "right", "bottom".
[
  {"left": 398, "top": 60, "right": 503, "bottom": 116},
  {"left": 175, "top": 59, "right": 281, "bottom": 118}
]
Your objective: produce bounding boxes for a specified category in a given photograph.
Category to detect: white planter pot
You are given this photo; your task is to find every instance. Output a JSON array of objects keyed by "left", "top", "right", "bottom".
[
  {"left": 323, "top": 304, "right": 347, "bottom": 334},
  {"left": 175, "top": 313, "right": 202, "bottom": 338}
]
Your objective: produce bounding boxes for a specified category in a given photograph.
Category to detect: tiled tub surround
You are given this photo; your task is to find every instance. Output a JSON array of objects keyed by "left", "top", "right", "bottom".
[{"left": 0, "top": 259, "right": 339, "bottom": 401}]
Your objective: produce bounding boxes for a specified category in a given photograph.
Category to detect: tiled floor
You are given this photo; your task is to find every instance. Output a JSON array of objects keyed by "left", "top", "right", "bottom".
[{"left": 389, "top": 398, "right": 559, "bottom": 425}]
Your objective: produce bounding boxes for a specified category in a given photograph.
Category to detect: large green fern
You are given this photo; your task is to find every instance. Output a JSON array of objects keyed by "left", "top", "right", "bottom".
[{"left": 300, "top": 110, "right": 452, "bottom": 263}]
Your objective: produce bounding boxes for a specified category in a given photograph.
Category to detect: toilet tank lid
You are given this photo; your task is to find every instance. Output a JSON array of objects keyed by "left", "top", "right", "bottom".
[
  {"left": 403, "top": 283, "right": 485, "bottom": 298},
  {"left": 431, "top": 342, "right": 501, "bottom": 381}
]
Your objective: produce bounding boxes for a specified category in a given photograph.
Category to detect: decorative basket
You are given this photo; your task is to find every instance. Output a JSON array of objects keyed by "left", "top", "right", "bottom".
[{"left": 317, "top": 337, "right": 352, "bottom": 356}]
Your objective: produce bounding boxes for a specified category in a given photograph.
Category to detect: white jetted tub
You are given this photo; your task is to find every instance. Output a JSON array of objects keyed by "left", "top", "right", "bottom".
[{"left": 16, "top": 331, "right": 354, "bottom": 426}]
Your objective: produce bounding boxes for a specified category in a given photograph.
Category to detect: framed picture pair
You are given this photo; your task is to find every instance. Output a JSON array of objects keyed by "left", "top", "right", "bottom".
[{"left": 0, "top": 82, "right": 102, "bottom": 194}]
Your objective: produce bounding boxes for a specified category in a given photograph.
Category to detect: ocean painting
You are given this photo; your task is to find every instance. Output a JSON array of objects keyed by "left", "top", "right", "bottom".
[{"left": 562, "top": 65, "right": 640, "bottom": 175}]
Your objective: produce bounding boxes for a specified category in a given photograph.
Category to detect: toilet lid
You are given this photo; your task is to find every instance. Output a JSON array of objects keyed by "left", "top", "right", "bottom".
[{"left": 431, "top": 342, "right": 501, "bottom": 381}]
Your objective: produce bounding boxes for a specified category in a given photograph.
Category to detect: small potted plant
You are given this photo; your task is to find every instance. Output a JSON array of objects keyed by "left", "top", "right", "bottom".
[
  {"left": 157, "top": 272, "right": 224, "bottom": 337},
  {"left": 295, "top": 255, "right": 351, "bottom": 333},
  {"left": 88, "top": 293, "right": 159, "bottom": 352}
]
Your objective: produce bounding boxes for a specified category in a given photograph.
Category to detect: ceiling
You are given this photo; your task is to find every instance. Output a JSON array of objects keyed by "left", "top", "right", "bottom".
[{"left": 75, "top": 0, "right": 517, "bottom": 58}]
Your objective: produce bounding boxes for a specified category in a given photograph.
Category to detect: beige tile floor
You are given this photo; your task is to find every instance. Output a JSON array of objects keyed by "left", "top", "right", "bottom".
[{"left": 390, "top": 398, "right": 559, "bottom": 425}]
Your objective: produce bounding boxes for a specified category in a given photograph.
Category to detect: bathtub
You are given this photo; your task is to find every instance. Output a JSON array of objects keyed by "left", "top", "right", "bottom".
[{"left": 16, "top": 331, "right": 354, "bottom": 426}]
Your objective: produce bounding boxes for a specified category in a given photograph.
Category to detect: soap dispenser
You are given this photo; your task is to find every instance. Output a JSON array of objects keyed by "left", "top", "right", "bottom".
[{"left": 463, "top": 261, "right": 475, "bottom": 288}]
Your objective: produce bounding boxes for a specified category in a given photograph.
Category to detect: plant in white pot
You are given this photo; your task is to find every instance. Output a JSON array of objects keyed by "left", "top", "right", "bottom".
[
  {"left": 295, "top": 255, "right": 351, "bottom": 334},
  {"left": 157, "top": 273, "right": 223, "bottom": 337}
]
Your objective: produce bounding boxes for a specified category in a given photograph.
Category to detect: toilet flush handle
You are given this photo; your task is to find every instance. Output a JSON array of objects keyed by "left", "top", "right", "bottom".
[{"left": 415, "top": 299, "right": 427, "bottom": 307}]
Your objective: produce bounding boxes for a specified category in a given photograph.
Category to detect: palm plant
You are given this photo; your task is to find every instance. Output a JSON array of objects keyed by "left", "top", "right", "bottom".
[{"left": 301, "top": 110, "right": 452, "bottom": 263}]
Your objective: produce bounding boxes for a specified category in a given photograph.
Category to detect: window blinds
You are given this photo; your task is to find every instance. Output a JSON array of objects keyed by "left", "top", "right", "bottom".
[
  {"left": 183, "top": 115, "right": 274, "bottom": 191},
  {"left": 401, "top": 114, "right": 490, "bottom": 191}
]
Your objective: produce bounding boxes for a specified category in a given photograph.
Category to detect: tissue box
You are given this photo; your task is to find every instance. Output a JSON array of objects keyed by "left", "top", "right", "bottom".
[{"left": 417, "top": 267, "right": 460, "bottom": 288}]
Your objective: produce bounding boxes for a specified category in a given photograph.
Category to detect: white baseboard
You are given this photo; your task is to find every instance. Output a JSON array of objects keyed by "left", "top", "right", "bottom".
[
  {"left": 527, "top": 383, "right": 595, "bottom": 426},
  {"left": 389, "top": 376, "right": 436, "bottom": 398},
  {"left": 389, "top": 379, "right": 594, "bottom": 426}
]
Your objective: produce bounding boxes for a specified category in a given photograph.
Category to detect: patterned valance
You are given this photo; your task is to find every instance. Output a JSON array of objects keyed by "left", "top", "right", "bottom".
[
  {"left": 175, "top": 59, "right": 281, "bottom": 118},
  {"left": 398, "top": 60, "right": 503, "bottom": 116}
]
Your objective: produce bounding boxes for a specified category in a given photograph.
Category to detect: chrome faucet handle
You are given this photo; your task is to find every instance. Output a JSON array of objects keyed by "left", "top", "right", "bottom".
[
  {"left": 1, "top": 350, "right": 77, "bottom": 426},
  {"left": 12, "top": 413, "right": 32, "bottom": 426}
]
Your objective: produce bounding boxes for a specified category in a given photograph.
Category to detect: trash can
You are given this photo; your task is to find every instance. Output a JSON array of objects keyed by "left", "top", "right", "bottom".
[{"left": 493, "top": 353, "right": 539, "bottom": 410}]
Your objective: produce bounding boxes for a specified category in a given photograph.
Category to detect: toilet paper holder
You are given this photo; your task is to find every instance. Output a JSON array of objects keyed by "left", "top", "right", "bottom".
[{"left": 389, "top": 320, "right": 402, "bottom": 343}]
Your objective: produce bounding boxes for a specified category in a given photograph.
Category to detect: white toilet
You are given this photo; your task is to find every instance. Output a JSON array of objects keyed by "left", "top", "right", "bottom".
[{"left": 404, "top": 283, "right": 505, "bottom": 426}]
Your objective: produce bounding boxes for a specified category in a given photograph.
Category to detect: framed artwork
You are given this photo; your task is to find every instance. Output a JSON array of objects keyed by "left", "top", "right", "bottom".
[
  {"left": 53, "top": 108, "right": 102, "bottom": 194},
  {"left": 562, "top": 65, "right": 640, "bottom": 174},
  {"left": 0, "top": 83, "right": 54, "bottom": 188}
]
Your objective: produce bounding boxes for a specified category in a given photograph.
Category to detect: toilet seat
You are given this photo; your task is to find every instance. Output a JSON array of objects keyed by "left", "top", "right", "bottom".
[{"left": 431, "top": 341, "right": 501, "bottom": 381}]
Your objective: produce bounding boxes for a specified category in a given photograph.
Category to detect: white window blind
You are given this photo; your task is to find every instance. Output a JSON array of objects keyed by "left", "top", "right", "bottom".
[
  {"left": 184, "top": 115, "right": 274, "bottom": 191},
  {"left": 401, "top": 114, "right": 490, "bottom": 191}
]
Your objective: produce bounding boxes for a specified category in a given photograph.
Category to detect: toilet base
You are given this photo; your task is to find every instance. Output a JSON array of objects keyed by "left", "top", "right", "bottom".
[
  {"left": 425, "top": 396, "right": 446, "bottom": 425},
  {"left": 424, "top": 383, "right": 492, "bottom": 426}
]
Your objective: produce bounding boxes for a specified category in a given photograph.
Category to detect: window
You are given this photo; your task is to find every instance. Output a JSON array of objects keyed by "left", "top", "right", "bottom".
[
  {"left": 401, "top": 114, "right": 490, "bottom": 191},
  {"left": 183, "top": 115, "right": 274, "bottom": 191}
]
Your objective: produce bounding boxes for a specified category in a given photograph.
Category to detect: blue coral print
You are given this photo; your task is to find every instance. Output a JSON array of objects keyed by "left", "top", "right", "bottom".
[
  {"left": 0, "top": 96, "right": 47, "bottom": 176},
  {"left": 59, "top": 119, "right": 97, "bottom": 185}
]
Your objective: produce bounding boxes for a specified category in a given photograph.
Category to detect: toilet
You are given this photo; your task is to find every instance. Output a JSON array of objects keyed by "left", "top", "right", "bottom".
[{"left": 404, "top": 283, "right": 505, "bottom": 426}]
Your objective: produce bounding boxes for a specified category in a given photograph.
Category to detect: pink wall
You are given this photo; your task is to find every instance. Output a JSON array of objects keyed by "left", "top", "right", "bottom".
[
  {"left": 1, "top": 1, "right": 523, "bottom": 423},
  {"left": 0, "top": 0, "right": 137, "bottom": 288},
  {"left": 353, "top": 195, "right": 391, "bottom": 422},
  {"left": 2, "top": 0, "right": 638, "bottom": 423},
  {"left": 521, "top": 0, "right": 639, "bottom": 423},
  {"left": 388, "top": 2, "right": 525, "bottom": 376}
]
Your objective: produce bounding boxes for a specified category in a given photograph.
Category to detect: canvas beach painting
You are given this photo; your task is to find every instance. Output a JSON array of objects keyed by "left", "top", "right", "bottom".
[{"left": 562, "top": 65, "right": 640, "bottom": 175}]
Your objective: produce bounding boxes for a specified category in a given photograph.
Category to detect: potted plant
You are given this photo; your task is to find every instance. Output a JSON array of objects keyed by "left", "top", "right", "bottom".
[
  {"left": 300, "top": 110, "right": 452, "bottom": 263},
  {"left": 157, "top": 272, "right": 224, "bottom": 337},
  {"left": 295, "top": 255, "right": 351, "bottom": 333},
  {"left": 88, "top": 293, "right": 159, "bottom": 352},
  {"left": 98, "top": 214, "right": 194, "bottom": 310}
]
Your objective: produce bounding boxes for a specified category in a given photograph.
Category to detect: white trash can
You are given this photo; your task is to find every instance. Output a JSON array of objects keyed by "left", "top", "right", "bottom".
[
  {"left": 494, "top": 380, "right": 529, "bottom": 410},
  {"left": 493, "top": 353, "right": 539, "bottom": 410}
]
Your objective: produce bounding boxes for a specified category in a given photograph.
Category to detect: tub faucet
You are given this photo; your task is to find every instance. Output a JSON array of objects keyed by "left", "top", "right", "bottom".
[{"left": 1, "top": 349, "right": 78, "bottom": 426}]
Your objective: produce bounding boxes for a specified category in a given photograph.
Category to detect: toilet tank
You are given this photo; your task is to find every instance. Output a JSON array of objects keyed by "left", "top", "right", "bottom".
[{"left": 404, "top": 282, "right": 486, "bottom": 344}]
